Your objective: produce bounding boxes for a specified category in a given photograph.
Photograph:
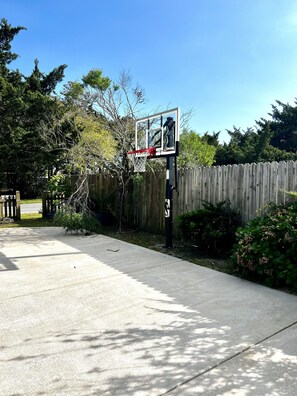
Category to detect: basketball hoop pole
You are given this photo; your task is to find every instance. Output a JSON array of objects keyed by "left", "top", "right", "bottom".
[
  {"left": 165, "top": 155, "right": 174, "bottom": 248},
  {"left": 133, "top": 107, "right": 180, "bottom": 249},
  {"left": 164, "top": 115, "right": 176, "bottom": 248}
]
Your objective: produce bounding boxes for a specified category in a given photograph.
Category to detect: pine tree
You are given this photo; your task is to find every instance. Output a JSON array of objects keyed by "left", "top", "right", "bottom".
[{"left": 0, "top": 19, "right": 73, "bottom": 196}]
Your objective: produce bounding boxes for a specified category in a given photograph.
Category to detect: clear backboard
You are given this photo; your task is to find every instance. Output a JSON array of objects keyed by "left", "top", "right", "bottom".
[{"left": 135, "top": 107, "right": 180, "bottom": 158}]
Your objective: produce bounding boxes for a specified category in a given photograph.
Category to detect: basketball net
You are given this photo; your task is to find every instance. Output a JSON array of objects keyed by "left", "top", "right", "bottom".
[{"left": 127, "top": 147, "right": 156, "bottom": 173}]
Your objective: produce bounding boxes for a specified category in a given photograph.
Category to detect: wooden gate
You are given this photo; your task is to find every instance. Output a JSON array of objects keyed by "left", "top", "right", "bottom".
[
  {"left": 42, "top": 192, "right": 66, "bottom": 218},
  {"left": 0, "top": 191, "right": 20, "bottom": 220}
]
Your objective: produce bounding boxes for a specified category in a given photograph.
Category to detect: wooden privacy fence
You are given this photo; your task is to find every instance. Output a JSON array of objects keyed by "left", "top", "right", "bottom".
[
  {"left": 0, "top": 191, "right": 20, "bottom": 220},
  {"left": 85, "top": 160, "right": 297, "bottom": 233},
  {"left": 176, "top": 160, "right": 297, "bottom": 223},
  {"left": 125, "top": 171, "right": 166, "bottom": 233}
]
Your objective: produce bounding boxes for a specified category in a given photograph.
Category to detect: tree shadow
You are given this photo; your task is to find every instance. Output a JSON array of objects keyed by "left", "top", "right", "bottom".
[
  {"left": 3, "top": 320, "right": 297, "bottom": 395},
  {"left": 168, "top": 336, "right": 297, "bottom": 395},
  {"left": 1, "top": 227, "right": 297, "bottom": 395}
]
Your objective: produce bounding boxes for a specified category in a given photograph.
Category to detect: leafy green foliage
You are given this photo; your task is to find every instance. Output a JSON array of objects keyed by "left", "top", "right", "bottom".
[
  {"left": 54, "top": 209, "right": 101, "bottom": 234},
  {"left": 62, "top": 81, "right": 84, "bottom": 103},
  {"left": 68, "top": 114, "right": 117, "bottom": 173},
  {"left": 214, "top": 125, "right": 297, "bottom": 166},
  {"left": 48, "top": 174, "right": 71, "bottom": 196},
  {"left": 267, "top": 99, "right": 297, "bottom": 152},
  {"left": 0, "top": 18, "right": 26, "bottom": 70},
  {"left": 232, "top": 202, "right": 297, "bottom": 289},
  {"left": 201, "top": 131, "right": 220, "bottom": 147},
  {"left": 66, "top": 69, "right": 146, "bottom": 230},
  {"left": 212, "top": 99, "right": 297, "bottom": 166},
  {"left": 0, "top": 19, "right": 78, "bottom": 197},
  {"left": 176, "top": 201, "right": 242, "bottom": 256},
  {"left": 82, "top": 69, "right": 111, "bottom": 91},
  {"left": 178, "top": 129, "right": 216, "bottom": 167}
]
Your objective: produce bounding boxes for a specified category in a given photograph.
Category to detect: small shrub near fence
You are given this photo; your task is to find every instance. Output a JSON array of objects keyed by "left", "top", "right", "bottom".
[
  {"left": 176, "top": 201, "right": 242, "bottom": 256},
  {"left": 54, "top": 209, "right": 101, "bottom": 234}
]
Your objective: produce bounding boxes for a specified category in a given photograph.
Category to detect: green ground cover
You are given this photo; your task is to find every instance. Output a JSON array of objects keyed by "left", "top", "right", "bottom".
[
  {"left": 20, "top": 198, "right": 42, "bottom": 204},
  {"left": 0, "top": 213, "right": 54, "bottom": 228}
]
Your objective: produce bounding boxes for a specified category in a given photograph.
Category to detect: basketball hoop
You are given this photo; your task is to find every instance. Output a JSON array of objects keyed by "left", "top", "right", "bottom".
[{"left": 127, "top": 147, "right": 156, "bottom": 172}]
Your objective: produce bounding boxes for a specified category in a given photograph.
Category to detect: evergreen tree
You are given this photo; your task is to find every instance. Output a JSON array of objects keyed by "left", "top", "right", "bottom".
[
  {"left": 0, "top": 19, "right": 76, "bottom": 196},
  {"left": 201, "top": 131, "right": 221, "bottom": 147},
  {"left": 259, "top": 99, "right": 297, "bottom": 152},
  {"left": 214, "top": 100, "right": 297, "bottom": 166},
  {"left": 0, "top": 18, "right": 25, "bottom": 73}
]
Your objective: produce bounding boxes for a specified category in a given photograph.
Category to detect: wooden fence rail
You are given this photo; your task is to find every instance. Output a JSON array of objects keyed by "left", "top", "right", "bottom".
[{"left": 82, "top": 160, "right": 297, "bottom": 234}]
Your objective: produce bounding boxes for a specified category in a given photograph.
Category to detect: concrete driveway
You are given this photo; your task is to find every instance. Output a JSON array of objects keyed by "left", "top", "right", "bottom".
[{"left": 1, "top": 227, "right": 297, "bottom": 395}]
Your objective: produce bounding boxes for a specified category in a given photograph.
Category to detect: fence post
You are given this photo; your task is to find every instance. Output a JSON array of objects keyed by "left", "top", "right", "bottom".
[
  {"left": 0, "top": 198, "right": 3, "bottom": 219},
  {"left": 42, "top": 191, "right": 48, "bottom": 218},
  {"left": 15, "top": 191, "right": 21, "bottom": 220}
]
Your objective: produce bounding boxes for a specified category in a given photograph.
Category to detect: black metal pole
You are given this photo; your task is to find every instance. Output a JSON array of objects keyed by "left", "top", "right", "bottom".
[{"left": 165, "top": 155, "right": 173, "bottom": 248}]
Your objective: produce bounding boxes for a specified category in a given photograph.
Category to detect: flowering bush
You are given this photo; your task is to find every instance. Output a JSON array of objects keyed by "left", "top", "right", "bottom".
[{"left": 232, "top": 201, "right": 297, "bottom": 289}]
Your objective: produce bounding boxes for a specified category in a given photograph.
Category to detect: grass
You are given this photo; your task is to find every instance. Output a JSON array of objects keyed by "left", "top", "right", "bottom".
[
  {"left": 0, "top": 213, "right": 54, "bottom": 228},
  {"left": 20, "top": 198, "right": 42, "bottom": 204}
]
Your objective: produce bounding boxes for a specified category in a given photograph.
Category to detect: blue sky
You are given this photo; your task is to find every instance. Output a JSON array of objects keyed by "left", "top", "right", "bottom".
[{"left": 2, "top": 0, "right": 297, "bottom": 142}]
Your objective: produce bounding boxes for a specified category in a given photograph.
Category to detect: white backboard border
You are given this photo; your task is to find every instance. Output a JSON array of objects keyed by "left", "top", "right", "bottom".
[{"left": 135, "top": 107, "right": 180, "bottom": 158}]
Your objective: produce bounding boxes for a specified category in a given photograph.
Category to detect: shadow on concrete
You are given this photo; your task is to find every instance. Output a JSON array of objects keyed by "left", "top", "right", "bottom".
[
  {"left": 0, "top": 252, "right": 18, "bottom": 271},
  {"left": 1, "top": 227, "right": 297, "bottom": 395},
  {"left": 3, "top": 318, "right": 297, "bottom": 395}
]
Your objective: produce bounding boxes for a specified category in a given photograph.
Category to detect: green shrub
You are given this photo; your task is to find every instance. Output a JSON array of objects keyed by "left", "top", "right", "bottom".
[
  {"left": 176, "top": 201, "right": 242, "bottom": 256},
  {"left": 54, "top": 209, "right": 101, "bottom": 234},
  {"left": 232, "top": 201, "right": 297, "bottom": 289}
]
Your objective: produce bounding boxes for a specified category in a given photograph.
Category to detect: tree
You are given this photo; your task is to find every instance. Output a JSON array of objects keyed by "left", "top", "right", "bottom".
[
  {"left": 68, "top": 114, "right": 117, "bottom": 172},
  {"left": 0, "top": 18, "right": 25, "bottom": 73},
  {"left": 60, "top": 69, "right": 145, "bottom": 228},
  {"left": 0, "top": 19, "right": 76, "bottom": 196},
  {"left": 201, "top": 131, "right": 221, "bottom": 147},
  {"left": 214, "top": 114, "right": 297, "bottom": 166},
  {"left": 66, "top": 114, "right": 118, "bottom": 212},
  {"left": 259, "top": 99, "right": 297, "bottom": 152},
  {"left": 203, "top": 98, "right": 297, "bottom": 166},
  {"left": 214, "top": 127, "right": 259, "bottom": 165},
  {"left": 63, "top": 71, "right": 200, "bottom": 226},
  {"left": 178, "top": 129, "right": 216, "bottom": 167}
]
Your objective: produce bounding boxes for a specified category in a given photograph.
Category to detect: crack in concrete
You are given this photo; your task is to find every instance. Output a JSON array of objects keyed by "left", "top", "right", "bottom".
[{"left": 162, "top": 319, "right": 297, "bottom": 395}]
